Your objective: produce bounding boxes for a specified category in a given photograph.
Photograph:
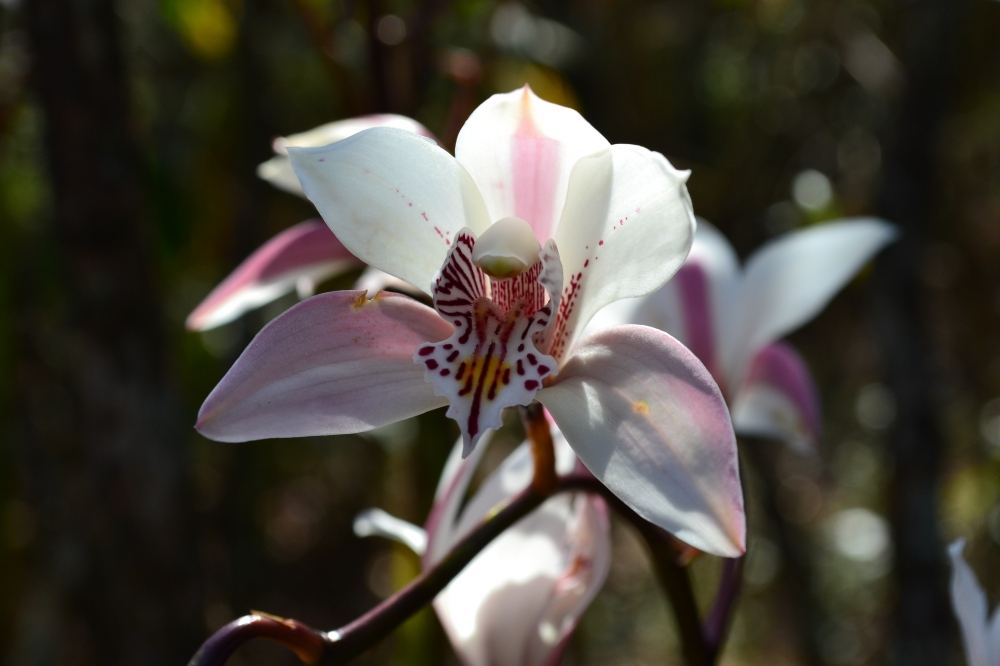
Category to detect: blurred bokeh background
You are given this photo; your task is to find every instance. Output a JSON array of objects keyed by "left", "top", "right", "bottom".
[{"left": 2, "top": 0, "right": 999, "bottom": 664}]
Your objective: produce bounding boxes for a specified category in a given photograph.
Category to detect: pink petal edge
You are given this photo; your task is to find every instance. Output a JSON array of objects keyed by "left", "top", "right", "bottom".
[{"left": 186, "top": 220, "right": 359, "bottom": 331}]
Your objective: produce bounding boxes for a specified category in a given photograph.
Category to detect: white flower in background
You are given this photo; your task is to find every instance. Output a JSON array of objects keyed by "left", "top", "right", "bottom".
[
  {"left": 187, "top": 114, "right": 430, "bottom": 331},
  {"left": 591, "top": 218, "right": 897, "bottom": 451},
  {"left": 949, "top": 539, "right": 1000, "bottom": 666},
  {"left": 356, "top": 429, "right": 610, "bottom": 666}
]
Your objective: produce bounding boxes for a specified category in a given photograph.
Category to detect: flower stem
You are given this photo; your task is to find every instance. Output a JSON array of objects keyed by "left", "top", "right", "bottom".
[
  {"left": 559, "top": 474, "right": 718, "bottom": 666},
  {"left": 190, "top": 480, "right": 556, "bottom": 665},
  {"left": 187, "top": 612, "right": 328, "bottom": 666},
  {"left": 190, "top": 472, "right": 738, "bottom": 666},
  {"left": 704, "top": 555, "right": 743, "bottom": 661},
  {"left": 521, "top": 402, "right": 557, "bottom": 494}
]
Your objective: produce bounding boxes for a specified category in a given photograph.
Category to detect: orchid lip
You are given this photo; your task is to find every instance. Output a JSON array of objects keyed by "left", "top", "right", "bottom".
[{"left": 416, "top": 229, "right": 562, "bottom": 455}]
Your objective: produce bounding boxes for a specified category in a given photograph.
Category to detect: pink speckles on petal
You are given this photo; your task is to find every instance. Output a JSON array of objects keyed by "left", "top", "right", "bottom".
[{"left": 549, "top": 269, "right": 584, "bottom": 360}]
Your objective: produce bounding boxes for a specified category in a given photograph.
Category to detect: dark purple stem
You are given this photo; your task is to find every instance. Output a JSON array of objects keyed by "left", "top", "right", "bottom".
[
  {"left": 187, "top": 614, "right": 328, "bottom": 665},
  {"left": 704, "top": 555, "right": 744, "bottom": 659},
  {"left": 189, "top": 473, "right": 741, "bottom": 665},
  {"left": 190, "top": 477, "right": 585, "bottom": 665}
]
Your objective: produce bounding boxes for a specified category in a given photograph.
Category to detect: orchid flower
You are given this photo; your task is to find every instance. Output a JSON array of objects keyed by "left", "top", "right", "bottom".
[
  {"left": 948, "top": 539, "right": 1000, "bottom": 666},
  {"left": 356, "top": 429, "right": 611, "bottom": 666},
  {"left": 196, "top": 86, "right": 745, "bottom": 557},
  {"left": 186, "top": 114, "right": 431, "bottom": 331},
  {"left": 591, "top": 219, "right": 897, "bottom": 451}
]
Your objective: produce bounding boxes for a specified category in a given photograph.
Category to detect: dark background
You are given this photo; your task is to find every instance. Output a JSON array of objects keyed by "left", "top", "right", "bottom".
[{"left": 2, "top": 0, "right": 998, "bottom": 664}]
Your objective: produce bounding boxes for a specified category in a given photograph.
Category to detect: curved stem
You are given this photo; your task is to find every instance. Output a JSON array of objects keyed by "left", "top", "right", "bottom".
[
  {"left": 190, "top": 473, "right": 736, "bottom": 666},
  {"left": 192, "top": 476, "right": 577, "bottom": 665},
  {"left": 704, "top": 556, "right": 744, "bottom": 661},
  {"left": 325, "top": 486, "right": 544, "bottom": 661},
  {"left": 521, "top": 402, "right": 556, "bottom": 494},
  {"left": 187, "top": 613, "right": 327, "bottom": 666},
  {"left": 571, "top": 477, "right": 713, "bottom": 665}
]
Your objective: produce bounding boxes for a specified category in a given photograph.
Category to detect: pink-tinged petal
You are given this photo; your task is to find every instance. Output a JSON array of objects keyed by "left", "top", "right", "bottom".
[
  {"left": 196, "top": 291, "right": 451, "bottom": 442},
  {"left": 424, "top": 435, "right": 491, "bottom": 565},
  {"left": 682, "top": 221, "right": 742, "bottom": 378},
  {"left": 670, "top": 262, "right": 717, "bottom": 372},
  {"left": 949, "top": 539, "right": 991, "bottom": 666},
  {"left": 579, "top": 221, "right": 739, "bottom": 386},
  {"left": 687, "top": 220, "right": 741, "bottom": 332},
  {"left": 429, "top": 437, "right": 610, "bottom": 666},
  {"left": 549, "top": 146, "right": 695, "bottom": 360},
  {"left": 258, "top": 114, "right": 434, "bottom": 196},
  {"left": 455, "top": 86, "right": 609, "bottom": 242},
  {"left": 724, "top": 218, "right": 897, "bottom": 383},
  {"left": 186, "top": 220, "right": 359, "bottom": 331},
  {"left": 418, "top": 231, "right": 556, "bottom": 456},
  {"left": 288, "top": 127, "right": 491, "bottom": 294},
  {"left": 731, "top": 342, "right": 821, "bottom": 453},
  {"left": 537, "top": 325, "right": 745, "bottom": 557}
]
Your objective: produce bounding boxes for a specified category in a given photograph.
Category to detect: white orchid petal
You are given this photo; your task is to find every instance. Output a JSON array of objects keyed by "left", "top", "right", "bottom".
[
  {"left": 186, "top": 220, "right": 359, "bottom": 331},
  {"left": 549, "top": 146, "right": 695, "bottom": 359},
  {"left": 949, "top": 539, "right": 991, "bottom": 666},
  {"left": 353, "top": 266, "right": 421, "bottom": 296},
  {"left": 257, "top": 155, "right": 307, "bottom": 196},
  {"left": 725, "top": 218, "right": 897, "bottom": 382},
  {"left": 731, "top": 342, "right": 822, "bottom": 453},
  {"left": 538, "top": 325, "right": 745, "bottom": 557},
  {"left": 289, "top": 127, "right": 491, "bottom": 293},
  {"left": 431, "top": 435, "right": 610, "bottom": 666},
  {"left": 353, "top": 508, "right": 427, "bottom": 556},
  {"left": 576, "top": 228, "right": 738, "bottom": 386},
  {"left": 456, "top": 86, "right": 609, "bottom": 241},
  {"left": 988, "top": 605, "right": 1000, "bottom": 666},
  {"left": 258, "top": 114, "right": 433, "bottom": 196},
  {"left": 196, "top": 291, "right": 450, "bottom": 442}
]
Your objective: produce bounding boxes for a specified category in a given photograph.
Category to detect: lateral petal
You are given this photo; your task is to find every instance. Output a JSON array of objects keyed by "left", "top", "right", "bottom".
[
  {"left": 455, "top": 86, "right": 609, "bottom": 242},
  {"left": 258, "top": 114, "right": 433, "bottom": 196},
  {"left": 731, "top": 342, "right": 822, "bottom": 453},
  {"left": 289, "top": 127, "right": 491, "bottom": 294},
  {"left": 537, "top": 325, "right": 744, "bottom": 557},
  {"left": 196, "top": 291, "right": 451, "bottom": 442},
  {"left": 725, "top": 218, "right": 897, "bottom": 382},
  {"left": 186, "top": 220, "right": 359, "bottom": 331},
  {"left": 549, "top": 146, "right": 695, "bottom": 359}
]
